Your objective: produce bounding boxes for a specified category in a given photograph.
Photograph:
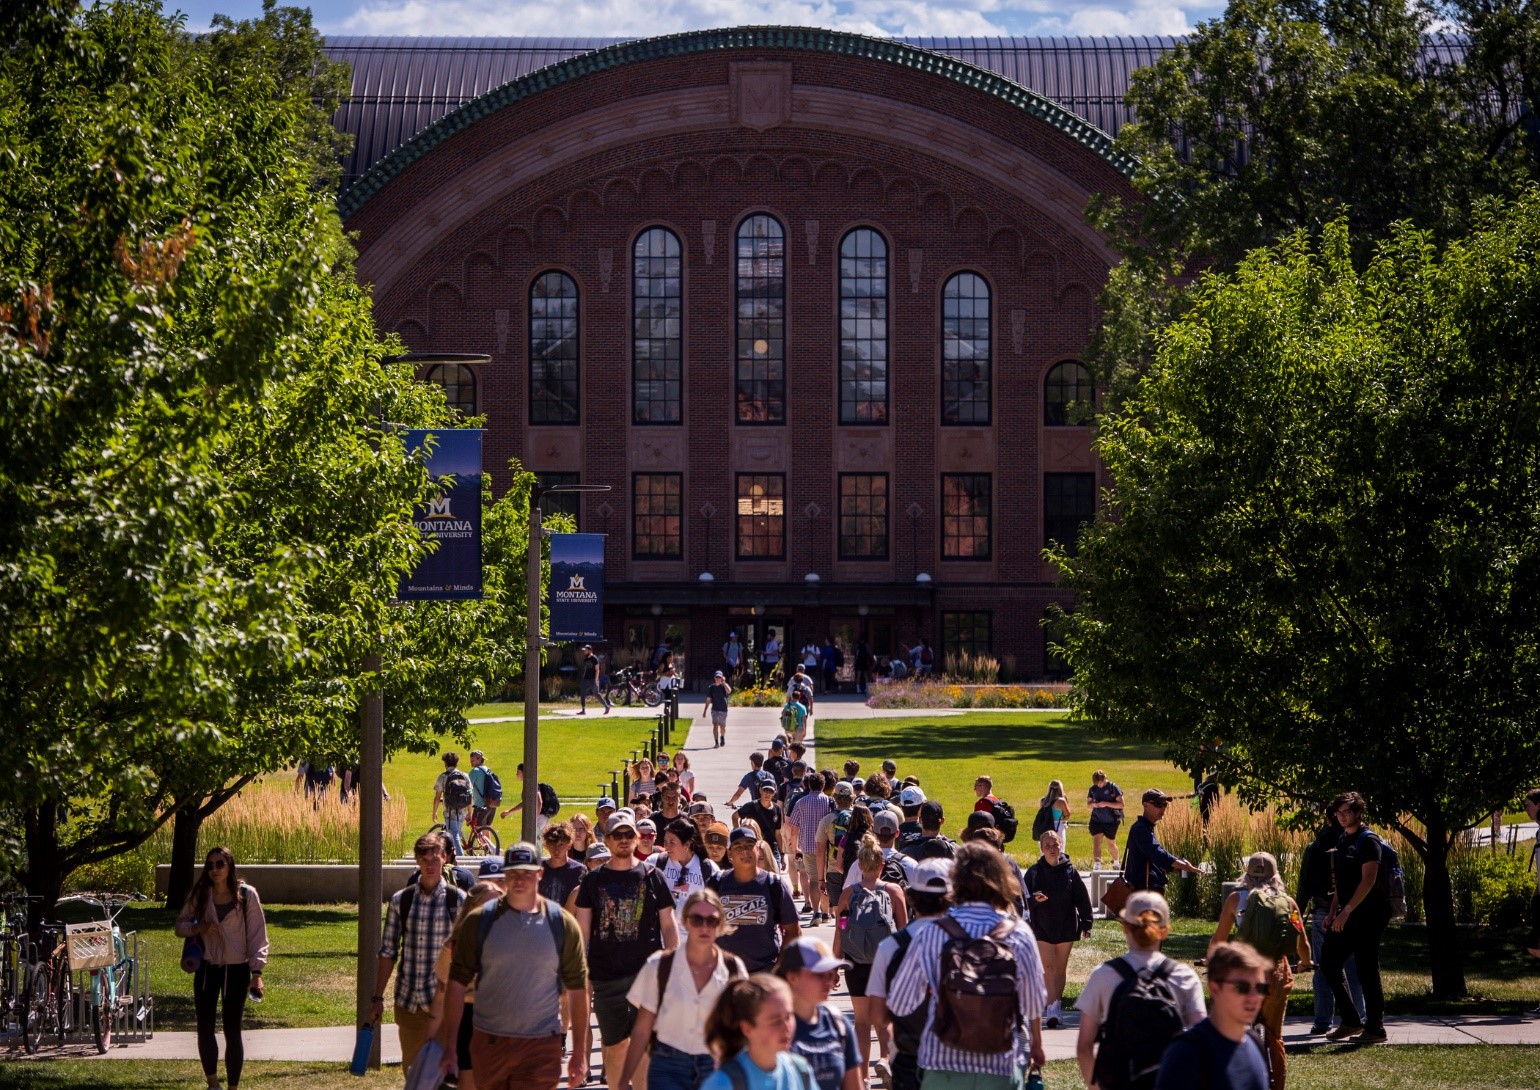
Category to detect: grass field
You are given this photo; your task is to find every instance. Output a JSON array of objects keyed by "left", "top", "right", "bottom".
[
  {"left": 814, "top": 711, "right": 1195, "bottom": 864},
  {"left": 4, "top": 1049, "right": 1538, "bottom": 1089}
]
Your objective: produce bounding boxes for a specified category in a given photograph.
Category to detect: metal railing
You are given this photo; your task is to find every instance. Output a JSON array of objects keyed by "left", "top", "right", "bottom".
[{"left": 602, "top": 691, "right": 682, "bottom": 806}]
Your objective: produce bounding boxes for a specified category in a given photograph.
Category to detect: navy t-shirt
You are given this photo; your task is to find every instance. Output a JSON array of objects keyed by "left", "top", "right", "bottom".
[
  {"left": 793, "top": 1004, "right": 861, "bottom": 1090},
  {"left": 1088, "top": 782, "right": 1124, "bottom": 824},
  {"left": 1154, "top": 1019, "right": 1269, "bottom": 1090},
  {"left": 708, "top": 869, "right": 799, "bottom": 972}
]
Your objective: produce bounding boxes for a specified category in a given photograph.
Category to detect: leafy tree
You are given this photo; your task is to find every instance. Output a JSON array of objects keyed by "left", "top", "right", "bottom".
[{"left": 1052, "top": 198, "right": 1540, "bottom": 998}]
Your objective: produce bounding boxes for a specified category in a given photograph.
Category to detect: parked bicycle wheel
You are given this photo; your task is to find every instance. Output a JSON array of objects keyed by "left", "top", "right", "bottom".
[
  {"left": 468, "top": 824, "right": 500, "bottom": 855},
  {"left": 642, "top": 683, "right": 663, "bottom": 707},
  {"left": 90, "top": 972, "right": 110, "bottom": 1053},
  {"left": 54, "top": 958, "right": 72, "bottom": 1044},
  {"left": 23, "top": 965, "right": 46, "bottom": 1053}
]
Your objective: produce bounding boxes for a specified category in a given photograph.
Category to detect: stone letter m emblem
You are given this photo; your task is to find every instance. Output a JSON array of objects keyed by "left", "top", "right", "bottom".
[{"left": 731, "top": 63, "right": 792, "bottom": 131}]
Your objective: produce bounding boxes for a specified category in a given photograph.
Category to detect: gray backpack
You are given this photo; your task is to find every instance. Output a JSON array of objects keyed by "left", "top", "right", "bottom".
[{"left": 841, "top": 884, "right": 896, "bottom": 964}]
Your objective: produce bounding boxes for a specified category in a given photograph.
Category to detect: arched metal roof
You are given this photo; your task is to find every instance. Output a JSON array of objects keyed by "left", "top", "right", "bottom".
[{"left": 328, "top": 29, "right": 1180, "bottom": 216}]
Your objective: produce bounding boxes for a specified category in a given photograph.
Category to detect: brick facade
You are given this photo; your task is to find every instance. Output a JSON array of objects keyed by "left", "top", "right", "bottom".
[{"left": 347, "top": 44, "right": 1129, "bottom": 685}]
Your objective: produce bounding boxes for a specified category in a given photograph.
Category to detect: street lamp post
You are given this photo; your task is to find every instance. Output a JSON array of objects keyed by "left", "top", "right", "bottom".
[
  {"left": 523, "top": 484, "right": 611, "bottom": 844},
  {"left": 357, "top": 351, "right": 488, "bottom": 1068}
]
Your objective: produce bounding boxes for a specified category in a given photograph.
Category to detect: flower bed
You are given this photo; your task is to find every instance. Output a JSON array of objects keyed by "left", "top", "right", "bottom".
[{"left": 865, "top": 681, "right": 1072, "bottom": 709}]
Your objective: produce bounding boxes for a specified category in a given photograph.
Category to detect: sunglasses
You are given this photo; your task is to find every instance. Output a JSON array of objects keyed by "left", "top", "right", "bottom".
[
  {"left": 1213, "top": 979, "right": 1270, "bottom": 997},
  {"left": 1150, "top": 800, "right": 1170, "bottom": 808},
  {"left": 687, "top": 913, "right": 722, "bottom": 928},
  {"left": 609, "top": 831, "right": 637, "bottom": 841}
]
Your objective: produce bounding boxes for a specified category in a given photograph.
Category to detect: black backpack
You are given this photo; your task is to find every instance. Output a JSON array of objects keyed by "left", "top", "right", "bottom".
[
  {"left": 538, "top": 782, "right": 561, "bottom": 818},
  {"left": 1031, "top": 804, "right": 1055, "bottom": 841},
  {"left": 880, "top": 853, "right": 909, "bottom": 888},
  {"left": 883, "top": 929, "right": 928, "bottom": 1056},
  {"left": 992, "top": 799, "right": 1019, "bottom": 843},
  {"left": 442, "top": 769, "right": 474, "bottom": 811},
  {"left": 1092, "top": 958, "right": 1186, "bottom": 1090}
]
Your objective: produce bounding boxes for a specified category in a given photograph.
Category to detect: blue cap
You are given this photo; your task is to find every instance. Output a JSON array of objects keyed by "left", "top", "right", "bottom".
[
  {"left": 728, "top": 825, "right": 759, "bottom": 845},
  {"left": 597, "top": 797, "right": 617, "bottom": 811}
]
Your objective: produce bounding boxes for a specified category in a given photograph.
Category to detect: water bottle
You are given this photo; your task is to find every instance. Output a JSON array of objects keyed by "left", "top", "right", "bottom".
[{"left": 350, "top": 1021, "right": 374, "bottom": 1076}]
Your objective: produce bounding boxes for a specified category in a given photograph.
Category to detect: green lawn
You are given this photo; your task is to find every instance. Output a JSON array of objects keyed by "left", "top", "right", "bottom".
[
  {"left": 815, "top": 712, "right": 1195, "bottom": 864},
  {"left": 0, "top": 1062, "right": 401, "bottom": 1089}
]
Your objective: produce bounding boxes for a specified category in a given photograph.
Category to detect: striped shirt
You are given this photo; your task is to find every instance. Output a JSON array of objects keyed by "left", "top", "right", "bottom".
[
  {"left": 791, "top": 791, "right": 834, "bottom": 855},
  {"left": 379, "top": 879, "right": 461, "bottom": 1012},
  {"left": 885, "top": 903, "right": 1046, "bottom": 1076}
]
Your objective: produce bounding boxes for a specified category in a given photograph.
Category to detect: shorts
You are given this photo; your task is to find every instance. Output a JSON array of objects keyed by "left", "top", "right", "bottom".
[
  {"left": 591, "top": 973, "right": 640, "bottom": 1046},
  {"left": 1088, "top": 817, "right": 1121, "bottom": 838},
  {"left": 844, "top": 962, "right": 873, "bottom": 997},
  {"left": 458, "top": 1001, "right": 475, "bottom": 1069},
  {"left": 711, "top": 710, "right": 729, "bottom": 727},
  {"left": 825, "top": 871, "right": 843, "bottom": 897}
]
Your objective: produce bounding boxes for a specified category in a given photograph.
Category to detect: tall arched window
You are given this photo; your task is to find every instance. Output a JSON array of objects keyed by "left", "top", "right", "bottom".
[
  {"left": 942, "top": 272, "right": 991, "bottom": 425},
  {"left": 839, "top": 228, "right": 888, "bottom": 424},
  {"left": 426, "top": 364, "right": 476, "bottom": 416},
  {"left": 736, "top": 215, "right": 785, "bottom": 423},
  {"left": 633, "top": 228, "right": 683, "bottom": 424},
  {"left": 529, "top": 271, "right": 578, "bottom": 424},
  {"left": 1044, "top": 360, "right": 1094, "bottom": 426}
]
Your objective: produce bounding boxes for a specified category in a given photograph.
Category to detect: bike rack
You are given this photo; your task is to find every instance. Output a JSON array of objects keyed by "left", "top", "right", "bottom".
[{"left": 61, "top": 930, "right": 154, "bottom": 1047}]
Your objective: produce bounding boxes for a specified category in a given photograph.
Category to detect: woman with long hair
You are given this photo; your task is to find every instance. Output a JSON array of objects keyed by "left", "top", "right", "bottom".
[
  {"left": 774, "top": 939, "right": 862, "bottom": 1090},
  {"left": 569, "top": 812, "right": 597, "bottom": 856},
  {"left": 1040, "top": 780, "right": 1071, "bottom": 840},
  {"left": 837, "top": 804, "right": 875, "bottom": 883},
  {"left": 831, "top": 835, "right": 907, "bottom": 1083},
  {"left": 662, "top": 820, "right": 720, "bottom": 935},
  {"left": 174, "top": 847, "right": 270, "bottom": 1090},
  {"left": 620, "top": 890, "right": 746, "bottom": 1090},
  {"left": 673, "top": 751, "right": 697, "bottom": 798},
  {"left": 700, "top": 974, "right": 813, "bottom": 1090},
  {"left": 631, "top": 758, "right": 658, "bottom": 805},
  {"left": 1024, "top": 829, "right": 1092, "bottom": 1028},
  {"left": 427, "top": 881, "right": 503, "bottom": 1090}
]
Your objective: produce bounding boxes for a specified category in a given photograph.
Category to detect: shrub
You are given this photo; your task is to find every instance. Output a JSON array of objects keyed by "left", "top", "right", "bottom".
[
  {"left": 68, "top": 850, "right": 157, "bottom": 896},
  {"left": 941, "top": 651, "right": 1000, "bottom": 683},
  {"left": 1201, "top": 795, "right": 1249, "bottom": 918},
  {"left": 865, "top": 683, "right": 1070, "bottom": 710},
  {"left": 1450, "top": 844, "right": 1532, "bottom": 928},
  {"left": 729, "top": 685, "right": 786, "bottom": 707}
]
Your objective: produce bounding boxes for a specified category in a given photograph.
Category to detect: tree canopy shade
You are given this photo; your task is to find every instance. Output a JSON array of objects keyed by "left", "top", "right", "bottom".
[{"left": 1051, "top": 197, "right": 1540, "bottom": 998}]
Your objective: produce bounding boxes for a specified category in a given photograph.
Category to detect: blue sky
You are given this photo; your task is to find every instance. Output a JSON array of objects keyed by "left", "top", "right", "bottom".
[{"left": 171, "top": 0, "right": 1223, "bottom": 39}]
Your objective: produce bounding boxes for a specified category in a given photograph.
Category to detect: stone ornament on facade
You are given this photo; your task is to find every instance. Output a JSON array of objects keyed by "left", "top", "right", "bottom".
[
  {"left": 702, "top": 219, "right": 716, "bottom": 264},
  {"left": 1012, "top": 308, "right": 1026, "bottom": 355},
  {"left": 729, "top": 62, "right": 793, "bottom": 131},
  {"left": 908, "top": 248, "right": 923, "bottom": 293},
  {"left": 598, "top": 247, "right": 613, "bottom": 293}
]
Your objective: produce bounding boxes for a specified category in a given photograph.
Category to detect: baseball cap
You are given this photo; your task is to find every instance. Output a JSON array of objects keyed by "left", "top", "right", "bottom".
[
  {"left": 478, "top": 858, "right": 506, "bottom": 877},
  {"left": 919, "top": 800, "right": 945, "bottom": 825},
  {"left": 834, "top": 782, "right": 856, "bottom": 801},
  {"left": 597, "top": 796, "right": 617, "bottom": 811},
  {"left": 502, "top": 843, "right": 541, "bottom": 872},
  {"left": 777, "top": 938, "right": 851, "bottom": 975},
  {"left": 728, "top": 825, "right": 760, "bottom": 845},
  {"left": 714, "top": 670, "right": 725, "bottom": 678},
  {"left": 705, "top": 822, "right": 731, "bottom": 845},
  {"left": 770, "top": 738, "right": 785, "bottom": 751},
  {"left": 689, "top": 801, "right": 715, "bottom": 818},
  {"left": 873, "top": 810, "right": 901, "bottom": 836},
  {"left": 1142, "top": 788, "right": 1172, "bottom": 805},
  {"left": 966, "top": 810, "right": 996, "bottom": 831},
  {"left": 1120, "top": 890, "right": 1171, "bottom": 927},
  {"left": 605, "top": 811, "right": 638, "bottom": 835},
  {"left": 585, "top": 843, "right": 611, "bottom": 864},
  {"left": 910, "top": 858, "right": 953, "bottom": 894},
  {"left": 637, "top": 819, "right": 657, "bottom": 836},
  {"left": 881, "top": 760, "right": 897, "bottom": 775},
  {"left": 758, "top": 781, "right": 777, "bottom": 794},
  {"left": 898, "top": 786, "right": 926, "bottom": 807}
]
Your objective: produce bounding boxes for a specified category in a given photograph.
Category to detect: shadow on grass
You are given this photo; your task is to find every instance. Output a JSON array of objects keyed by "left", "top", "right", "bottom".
[{"left": 825, "top": 717, "right": 1166, "bottom": 764}]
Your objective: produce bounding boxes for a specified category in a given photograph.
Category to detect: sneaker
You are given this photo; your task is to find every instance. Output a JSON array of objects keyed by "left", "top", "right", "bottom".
[
  {"left": 1044, "top": 1001, "right": 1060, "bottom": 1029},
  {"left": 1355, "top": 1027, "right": 1388, "bottom": 1044},
  {"left": 1308, "top": 1024, "right": 1331, "bottom": 1035},
  {"left": 1325, "top": 1023, "right": 1363, "bottom": 1042},
  {"left": 872, "top": 1060, "right": 891, "bottom": 1090}
]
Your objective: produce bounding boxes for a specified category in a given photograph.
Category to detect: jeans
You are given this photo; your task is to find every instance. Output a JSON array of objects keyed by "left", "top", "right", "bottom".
[
  {"left": 1310, "top": 907, "right": 1364, "bottom": 1028},
  {"left": 193, "top": 962, "right": 250, "bottom": 1086},
  {"left": 1321, "top": 905, "right": 1389, "bottom": 1030},
  {"left": 445, "top": 808, "right": 467, "bottom": 855},
  {"left": 892, "top": 1052, "right": 922, "bottom": 1090},
  {"left": 649, "top": 1041, "right": 717, "bottom": 1090}
]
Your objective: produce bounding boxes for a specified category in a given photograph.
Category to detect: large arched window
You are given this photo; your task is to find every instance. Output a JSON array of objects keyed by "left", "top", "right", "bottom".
[
  {"left": 736, "top": 215, "right": 785, "bottom": 424},
  {"left": 1045, "top": 360, "right": 1094, "bottom": 426},
  {"left": 426, "top": 364, "right": 476, "bottom": 416},
  {"left": 633, "top": 228, "right": 683, "bottom": 424},
  {"left": 529, "top": 271, "right": 578, "bottom": 424},
  {"left": 839, "top": 228, "right": 888, "bottom": 424},
  {"left": 942, "top": 272, "right": 991, "bottom": 425}
]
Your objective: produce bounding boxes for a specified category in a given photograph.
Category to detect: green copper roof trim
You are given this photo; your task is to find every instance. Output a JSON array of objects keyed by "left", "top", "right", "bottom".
[{"left": 337, "top": 26, "right": 1137, "bottom": 220}]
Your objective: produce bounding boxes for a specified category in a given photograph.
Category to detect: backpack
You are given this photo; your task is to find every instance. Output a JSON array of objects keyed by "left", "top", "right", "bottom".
[
  {"left": 832, "top": 809, "right": 853, "bottom": 852},
  {"left": 920, "top": 645, "right": 934, "bottom": 665},
  {"left": 538, "top": 782, "right": 561, "bottom": 818},
  {"left": 1091, "top": 958, "right": 1186, "bottom": 1090},
  {"left": 883, "top": 929, "right": 928, "bottom": 1055},
  {"left": 1357, "top": 829, "right": 1408, "bottom": 920},
  {"left": 781, "top": 703, "right": 802, "bottom": 735},
  {"left": 474, "top": 896, "right": 565, "bottom": 976},
  {"left": 842, "top": 884, "right": 896, "bottom": 963},
  {"left": 992, "top": 799, "right": 1019, "bottom": 843},
  {"left": 442, "top": 769, "right": 474, "bottom": 811},
  {"left": 932, "top": 916, "right": 1020, "bottom": 1054},
  {"left": 725, "top": 1052, "right": 816, "bottom": 1090},
  {"left": 880, "top": 853, "right": 909, "bottom": 888},
  {"left": 1031, "top": 804, "right": 1055, "bottom": 841},
  {"left": 1233, "top": 886, "right": 1302, "bottom": 961},
  {"left": 397, "top": 882, "right": 467, "bottom": 940},
  {"left": 481, "top": 768, "right": 504, "bottom": 806}
]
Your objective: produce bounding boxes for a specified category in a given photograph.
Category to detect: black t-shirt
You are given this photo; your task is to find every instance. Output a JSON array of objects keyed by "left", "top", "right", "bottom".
[
  {"left": 708, "top": 869, "right": 799, "bottom": 972},
  {"left": 582, "top": 653, "right": 602, "bottom": 682},
  {"left": 707, "top": 683, "right": 731, "bottom": 712},
  {"left": 739, "top": 800, "right": 784, "bottom": 845},
  {"left": 540, "top": 858, "right": 586, "bottom": 907},
  {"left": 1334, "top": 828, "right": 1389, "bottom": 912},
  {"left": 574, "top": 863, "right": 673, "bottom": 980},
  {"left": 899, "top": 834, "right": 957, "bottom": 862},
  {"left": 764, "top": 755, "right": 793, "bottom": 785}
]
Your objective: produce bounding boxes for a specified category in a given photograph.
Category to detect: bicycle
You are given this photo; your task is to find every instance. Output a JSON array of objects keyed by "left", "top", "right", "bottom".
[
  {"left": 427, "top": 817, "right": 500, "bottom": 856},
  {"left": 0, "top": 895, "right": 40, "bottom": 1036},
  {"left": 605, "top": 664, "right": 662, "bottom": 708},
  {"left": 58, "top": 891, "right": 147, "bottom": 1052},
  {"left": 21, "top": 920, "right": 73, "bottom": 1053}
]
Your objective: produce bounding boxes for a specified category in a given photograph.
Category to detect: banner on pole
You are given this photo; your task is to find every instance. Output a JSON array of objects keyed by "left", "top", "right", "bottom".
[
  {"left": 399, "top": 429, "right": 483, "bottom": 600},
  {"left": 549, "top": 533, "right": 606, "bottom": 641}
]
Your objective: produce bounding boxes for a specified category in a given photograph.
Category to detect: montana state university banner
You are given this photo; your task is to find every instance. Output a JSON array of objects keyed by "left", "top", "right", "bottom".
[
  {"left": 549, "top": 533, "right": 605, "bottom": 641},
  {"left": 399, "top": 429, "right": 483, "bottom": 600}
]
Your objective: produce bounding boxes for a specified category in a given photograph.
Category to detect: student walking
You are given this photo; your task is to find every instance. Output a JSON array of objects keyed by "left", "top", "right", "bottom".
[
  {"left": 1031, "top": 780, "right": 1071, "bottom": 842},
  {"left": 775, "top": 940, "right": 863, "bottom": 1090},
  {"left": 573, "top": 810, "right": 680, "bottom": 1090},
  {"left": 868, "top": 859, "right": 953, "bottom": 1090},
  {"left": 579, "top": 644, "right": 612, "bottom": 715},
  {"left": 1122, "top": 789, "right": 1203, "bottom": 892},
  {"left": 700, "top": 975, "right": 817, "bottom": 1090},
  {"left": 435, "top": 845, "right": 588, "bottom": 1090},
  {"left": 709, "top": 827, "right": 802, "bottom": 972},
  {"left": 467, "top": 750, "right": 503, "bottom": 830},
  {"left": 434, "top": 752, "right": 475, "bottom": 856},
  {"left": 428, "top": 882, "right": 502, "bottom": 1090},
  {"left": 886, "top": 842, "right": 1048, "bottom": 1090},
  {"left": 1210, "top": 853, "right": 1311, "bottom": 1090},
  {"left": 540, "top": 823, "right": 588, "bottom": 909},
  {"left": 1086, "top": 771, "right": 1124, "bottom": 869},
  {"left": 1153, "top": 943, "right": 1271, "bottom": 1090},
  {"left": 1023, "top": 829, "right": 1092, "bottom": 1028},
  {"left": 373, "top": 834, "right": 468, "bottom": 1073},
  {"left": 1075, "top": 891, "right": 1206, "bottom": 1090},
  {"left": 1319, "top": 792, "right": 1392, "bottom": 1044},
  {"left": 620, "top": 890, "right": 749, "bottom": 1090},
  {"left": 1295, "top": 801, "right": 1365, "bottom": 1033},
  {"left": 175, "top": 847, "right": 269, "bottom": 1090},
  {"left": 663, "top": 819, "right": 722, "bottom": 936},
  {"left": 789, "top": 772, "right": 835, "bottom": 921},
  {"left": 704, "top": 672, "right": 733, "bottom": 748},
  {"left": 831, "top": 835, "right": 908, "bottom": 1084}
]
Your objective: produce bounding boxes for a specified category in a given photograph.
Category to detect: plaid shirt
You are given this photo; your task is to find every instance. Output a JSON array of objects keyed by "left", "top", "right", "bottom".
[
  {"left": 791, "top": 791, "right": 833, "bottom": 855},
  {"left": 886, "top": 903, "right": 1046, "bottom": 1075},
  {"left": 379, "top": 879, "right": 459, "bottom": 1012}
]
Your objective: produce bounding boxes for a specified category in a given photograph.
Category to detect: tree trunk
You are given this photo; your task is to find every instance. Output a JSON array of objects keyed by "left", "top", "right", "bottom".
[
  {"left": 1421, "top": 829, "right": 1467, "bottom": 999},
  {"left": 163, "top": 802, "right": 204, "bottom": 910},
  {"left": 22, "top": 804, "right": 67, "bottom": 930}
]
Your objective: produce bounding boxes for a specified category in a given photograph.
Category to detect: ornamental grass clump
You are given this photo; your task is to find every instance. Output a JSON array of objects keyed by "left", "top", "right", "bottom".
[
  {"left": 1156, "top": 792, "right": 1206, "bottom": 918},
  {"left": 1201, "top": 794, "right": 1249, "bottom": 917}
]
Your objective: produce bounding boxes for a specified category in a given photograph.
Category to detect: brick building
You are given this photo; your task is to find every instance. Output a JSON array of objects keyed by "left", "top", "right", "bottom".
[{"left": 329, "top": 30, "right": 1170, "bottom": 685}]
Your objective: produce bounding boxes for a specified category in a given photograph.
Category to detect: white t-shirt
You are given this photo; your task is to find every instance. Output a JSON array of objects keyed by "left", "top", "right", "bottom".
[
  {"left": 627, "top": 947, "right": 741, "bottom": 1055},
  {"left": 1077, "top": 949, "right": 1207, "bottom": 1033},
  {"left": 842, "top": 849, "right": 916, "bottom": 891},
  {"left": 867, "top": 917, "right": 940, "bottom": 1000},
  {"left": 661, "top": 855, "right": 716, "bottom": 934}
]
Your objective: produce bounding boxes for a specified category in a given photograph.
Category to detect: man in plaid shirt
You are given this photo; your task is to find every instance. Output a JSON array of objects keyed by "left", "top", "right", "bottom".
[{"left": 371, "top": 833, "right": 466, "bottom": 1072}]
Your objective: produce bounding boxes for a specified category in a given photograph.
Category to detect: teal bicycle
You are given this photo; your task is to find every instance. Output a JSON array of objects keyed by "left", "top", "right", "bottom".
[{"left": 58, "top": 892, "right": 145, "bottom": 1052}]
